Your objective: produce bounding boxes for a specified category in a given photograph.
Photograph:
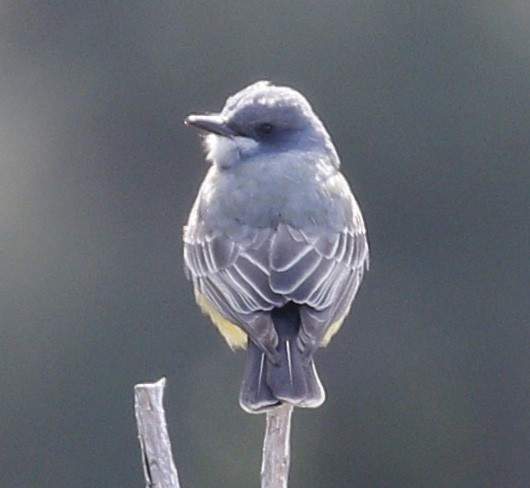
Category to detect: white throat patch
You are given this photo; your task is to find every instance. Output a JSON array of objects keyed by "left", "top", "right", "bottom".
[{"left": 205, "top": 134, "right": 260, "bottom": 168}]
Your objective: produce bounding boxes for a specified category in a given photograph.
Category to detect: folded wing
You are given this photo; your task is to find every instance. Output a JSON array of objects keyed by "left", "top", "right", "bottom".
[{"left": 184, "top": 217, "right": 368, "bottom": 356}]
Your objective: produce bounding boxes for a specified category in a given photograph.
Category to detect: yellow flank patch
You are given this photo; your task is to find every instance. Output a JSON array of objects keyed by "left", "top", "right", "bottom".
[
  {"left": 195, "top": 292, "right": 248, "bottom": 350},
  {"left": 321, "top": 313, "right": 348, "bottom": 347}
]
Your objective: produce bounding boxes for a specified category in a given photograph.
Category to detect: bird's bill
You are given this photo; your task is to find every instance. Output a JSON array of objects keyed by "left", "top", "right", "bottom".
[{"left": 185, "top": 113, "right": 235, "bottom": 137}]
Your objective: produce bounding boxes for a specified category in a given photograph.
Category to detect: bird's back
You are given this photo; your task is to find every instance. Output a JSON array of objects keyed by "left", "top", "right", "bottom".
[{"left": 192, "top": 149, "right": 356, "bottom": 237}]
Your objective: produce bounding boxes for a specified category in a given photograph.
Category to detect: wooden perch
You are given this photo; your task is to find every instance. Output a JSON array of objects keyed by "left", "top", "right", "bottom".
[
  {"left": 134, "top": 378, "right": 294, "bottom": 488},
  {"left": 134, "top": 378, "right": 180, "bottom": 488},
  {"left": 261, "top": 403, "right": 294, "bottom": 488}
]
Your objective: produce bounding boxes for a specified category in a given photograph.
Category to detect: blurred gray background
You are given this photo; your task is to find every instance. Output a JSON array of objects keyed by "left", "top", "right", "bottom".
[{"left": 1, "top": 2, "right": 529, "bottom": 487}]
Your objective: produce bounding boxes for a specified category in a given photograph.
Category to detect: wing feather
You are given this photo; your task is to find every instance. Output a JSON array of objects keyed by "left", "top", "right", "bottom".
[
  {"left": 184, "top": 216, "right": 368, "bottom": 355},
  {"left": 270, "top": 249, "right": 323, "bottom": 295}
]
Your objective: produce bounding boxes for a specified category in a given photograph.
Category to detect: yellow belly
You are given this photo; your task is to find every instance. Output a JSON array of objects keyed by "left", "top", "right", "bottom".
[
  {"left": 195, "top": 292, "right": 248, "bottom": 349},
  {"left": 321, "top": 315, "right": 347, "bottom": 346},
  {"left": 195, "top": 292, "right": 347, "bottom": 350}
]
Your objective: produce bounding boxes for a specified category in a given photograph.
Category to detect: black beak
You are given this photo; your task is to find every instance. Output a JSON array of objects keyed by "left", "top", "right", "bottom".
[{"left": 184, "top": 113, "right": 236, "bottom": 137}]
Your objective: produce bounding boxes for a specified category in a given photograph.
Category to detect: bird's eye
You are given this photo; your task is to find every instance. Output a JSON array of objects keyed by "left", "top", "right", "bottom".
[{"left": 256, "top": 123, "right": 274, "bottom": 136}]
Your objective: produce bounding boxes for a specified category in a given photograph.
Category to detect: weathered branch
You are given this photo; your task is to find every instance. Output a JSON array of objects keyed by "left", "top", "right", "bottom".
[
  {"left": 261, "top": 404, "right": 294, "bottom": 488},
  {"left": 134, "top": 378, "right": 180, "bottom": 488},
  {"left": 134, "top": 379, "right": 294, "bottom": 487}
]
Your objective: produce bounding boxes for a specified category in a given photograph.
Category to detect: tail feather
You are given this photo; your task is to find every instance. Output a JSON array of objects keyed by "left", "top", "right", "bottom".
[
  {"left": 267, "top": 339, "right": 325, "bottom": 408},
  {"left": 239, "top": 340, "right": 280, "bottom": 413},
  {"left": 239, "top": 303, "right": 326, "bottom": 414}
]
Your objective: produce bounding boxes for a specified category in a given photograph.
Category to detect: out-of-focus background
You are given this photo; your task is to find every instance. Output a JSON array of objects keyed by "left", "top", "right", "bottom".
[{"left": 1, "top": 2, "right": 529, "bottom": 487}]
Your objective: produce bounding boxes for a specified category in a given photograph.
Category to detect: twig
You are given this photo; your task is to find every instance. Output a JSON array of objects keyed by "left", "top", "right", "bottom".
[
  {"left": 261, "top": 404, "right": 294, "bottom": 488},
  {"left": 134, "top": 379, "right": 294, "bottom": 487},
  {"left": 134, "top": 378, "right": 181, "bottom": 488}
]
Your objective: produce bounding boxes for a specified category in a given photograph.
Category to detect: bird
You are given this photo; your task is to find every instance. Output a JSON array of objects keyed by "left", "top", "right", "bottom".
[{"left": 183, "top": 81, "right": 369, "bottom": 413}]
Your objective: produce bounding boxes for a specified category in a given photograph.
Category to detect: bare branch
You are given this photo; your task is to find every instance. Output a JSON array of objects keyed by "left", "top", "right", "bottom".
[
  {"left": 261, "top": 404, "right": 294, "bottom": 488},
  {"left": 135, "top": 379, "right": 295, "bottom": 487},
  {"left": 134, "top": 378, "right": 181, "bottom": 488}
]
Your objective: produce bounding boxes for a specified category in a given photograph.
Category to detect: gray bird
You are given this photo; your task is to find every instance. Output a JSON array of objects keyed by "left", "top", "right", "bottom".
[{"left": 183, "top": 81, "right": 369, "bottom": 413}]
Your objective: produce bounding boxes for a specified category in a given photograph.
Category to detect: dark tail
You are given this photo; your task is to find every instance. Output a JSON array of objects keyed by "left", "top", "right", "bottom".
[{"left": 239, "top": 303, "right": 325, "bottom": 414}]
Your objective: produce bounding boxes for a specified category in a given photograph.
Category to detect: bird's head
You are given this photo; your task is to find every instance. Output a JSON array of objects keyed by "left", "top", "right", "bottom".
[{"left": 185, "top": 81, "right": 339, "bottom": 169}]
